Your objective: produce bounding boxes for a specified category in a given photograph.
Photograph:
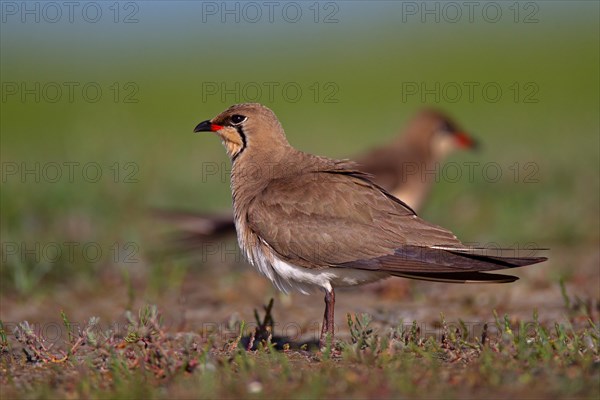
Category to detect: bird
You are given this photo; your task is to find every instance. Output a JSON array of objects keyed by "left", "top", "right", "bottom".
[
  {"left": 158, "top": 108, "right": 477, "bottom": 245},
  {"left": 193, "top": 103, "right": 547, "bottom": 348},
  {"left": 355, "top": 108, "right": 476, "bottom": 211}
]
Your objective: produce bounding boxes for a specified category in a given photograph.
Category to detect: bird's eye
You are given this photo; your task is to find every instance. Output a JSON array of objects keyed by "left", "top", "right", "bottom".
[
  {"left": 439, "top": 121, "right": 454, "bottom": 133},
  {"left": 230, "top": 115, "right": 247, "bottom": 125}
]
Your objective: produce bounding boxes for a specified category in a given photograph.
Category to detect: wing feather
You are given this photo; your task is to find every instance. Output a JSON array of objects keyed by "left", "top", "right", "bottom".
[
  {"left": 246, "top": 162, "right": 546, "bottom": 276},
  {"left": 247, "top": 167, "right": 463, "bottom": 270}
]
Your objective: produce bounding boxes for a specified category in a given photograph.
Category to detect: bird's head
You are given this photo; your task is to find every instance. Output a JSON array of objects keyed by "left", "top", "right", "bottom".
[
  {"left": 194, "top": 103, "right": 289, "bottom": 161},
  {"left": 409, "top": 109, "right": 478, "bottom": 158}
]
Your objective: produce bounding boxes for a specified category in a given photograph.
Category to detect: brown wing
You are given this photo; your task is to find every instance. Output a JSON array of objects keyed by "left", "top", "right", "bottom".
[
  {"left": 247, "top": 168, "right": 462, "bottom": 268},
  {"left": 247, "top": 168, "right": 546, "bottom": 274},
  {"left": 152, "top": 209, "right": 235, "bottom": 237},
  {"left": 152, "top": 209, "right": 236, "bottom": 254}
]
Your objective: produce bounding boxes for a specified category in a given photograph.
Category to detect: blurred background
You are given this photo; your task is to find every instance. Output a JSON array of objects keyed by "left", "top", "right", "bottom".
[{"left": 1, "top": 1, "right": 598, "bottom": 337}]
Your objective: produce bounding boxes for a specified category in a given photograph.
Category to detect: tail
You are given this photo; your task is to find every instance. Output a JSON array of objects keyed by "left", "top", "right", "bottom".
[
  {"left": 391, "top": 271, "right": 520, "bottom": 283},
  {"left": 342, "top": 245, "right": 548, "bottom": 283}
]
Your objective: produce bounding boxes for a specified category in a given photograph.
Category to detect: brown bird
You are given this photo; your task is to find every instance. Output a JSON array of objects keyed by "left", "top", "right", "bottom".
[
  {"left": 193, "top": 103, "right": 546, "bottom": 348},
  {"left": 356, "top": 109, "right": 476, "bottom": 210},
  {"left": 158, "top": 108, "right": 476, "bottom": 244}
]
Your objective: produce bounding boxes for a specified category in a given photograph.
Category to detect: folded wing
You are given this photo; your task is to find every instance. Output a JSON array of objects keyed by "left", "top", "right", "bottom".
[{"left": 247, "top": 165, "right": 546, "bottom": 282}]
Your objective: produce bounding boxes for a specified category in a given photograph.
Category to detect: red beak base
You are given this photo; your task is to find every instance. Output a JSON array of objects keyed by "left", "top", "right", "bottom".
[{"left": 454, "top": 132, "right": 478, "bottom": 149}]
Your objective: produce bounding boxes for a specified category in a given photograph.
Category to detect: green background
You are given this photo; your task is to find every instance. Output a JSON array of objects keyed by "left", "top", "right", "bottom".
[{"left": 1, "top": 1, "right": 598, "bottom": 293}]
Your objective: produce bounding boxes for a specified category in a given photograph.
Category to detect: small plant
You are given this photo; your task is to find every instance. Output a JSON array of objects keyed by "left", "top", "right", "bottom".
[
  {"left": 0, "top": 320, "right": 10, "bottom": 352},
  {"left": 560, "top": 278, "right": 599, "bottom": 321},
  {"left": 13, "top": 311, "right": 95, "bottom": 364},
  {"left": 347, "top": 313, "right": 374, "bottom": 350},
  {"left": 124, "top": 304, "right": 163, "bottom": 344}
]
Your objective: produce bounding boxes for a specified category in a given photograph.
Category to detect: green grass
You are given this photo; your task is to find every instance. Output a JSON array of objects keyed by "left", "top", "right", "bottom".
[{"left": 1, "top": 300, "right": 598, "bottom": 399}]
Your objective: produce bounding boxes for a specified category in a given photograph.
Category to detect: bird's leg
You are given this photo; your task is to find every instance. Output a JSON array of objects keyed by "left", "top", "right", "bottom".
[{"left": 319, "top": 288, "right": 335, "bottom": 348}]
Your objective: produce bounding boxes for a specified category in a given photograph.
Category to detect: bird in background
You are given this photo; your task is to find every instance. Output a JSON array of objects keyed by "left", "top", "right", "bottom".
[
  {"left": 193, "top": 103, "right": 547, "bottom": 348},
  {"left": 156, "top": 108, "right": 477, "bottom": 246},
  {"left": 355, "top": 109, "right": 476, "bottom": 211}
]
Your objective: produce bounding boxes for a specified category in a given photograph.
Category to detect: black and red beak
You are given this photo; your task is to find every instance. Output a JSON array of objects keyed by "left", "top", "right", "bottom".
[
  {"left": 454, "top": 131, "right": 478, "bottom": 149},
  {"left": 194, "top": 120, "right": 223, "bottom": 133}
]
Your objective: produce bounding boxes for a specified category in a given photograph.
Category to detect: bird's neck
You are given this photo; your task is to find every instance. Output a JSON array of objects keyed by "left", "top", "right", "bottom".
[
  {"left": 394, "top": 130, "right": 430, "bottom": 157},
  {"left": 229, "top": 145, "right": 296, "bottom": 212}
]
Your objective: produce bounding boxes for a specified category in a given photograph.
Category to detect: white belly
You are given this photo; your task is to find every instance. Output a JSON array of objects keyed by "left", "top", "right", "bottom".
[{"left": 246, "top": 240, "right": 389, "bottom": 295}]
